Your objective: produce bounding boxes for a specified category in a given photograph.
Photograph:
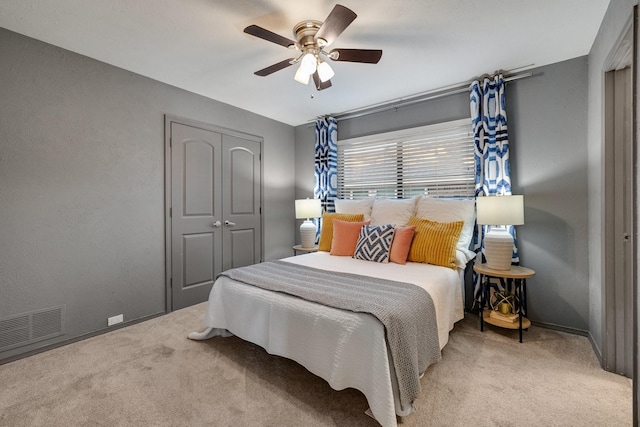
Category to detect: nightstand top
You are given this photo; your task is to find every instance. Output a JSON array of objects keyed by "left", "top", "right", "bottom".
[
  {"left": 293, "top": 245, "right": 318, "bottom": 252},
  {"left": 473, "top": 263, "right": 535, "bottom": 279}
]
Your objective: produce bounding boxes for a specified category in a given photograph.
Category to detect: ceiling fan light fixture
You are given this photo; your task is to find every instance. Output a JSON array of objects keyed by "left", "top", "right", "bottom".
[
  {"left": 294, "top": 65, "right": 311, "bottom": 85},
  {"left": 244, "top": 5, "right": 382, "bottom": 91},
  {"left": 300, "top": 52, "right": 317, "bottom": 74},
  {"left": 317, "top": 61, "right": 334, "bottom": 82}
]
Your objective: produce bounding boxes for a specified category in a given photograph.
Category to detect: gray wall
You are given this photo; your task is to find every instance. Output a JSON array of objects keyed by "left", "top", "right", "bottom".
[
  {"left": 508, "top": 57, "right": 589, "bottom": 331},
  {"left": 294, "top": 58, "right": 591, "bottom": 332},
  {"left": 0, "top": 28, "right": 295, "bottom": 360},
  {"left": 338, "top": 92, "right": 471, "bottom": 141}
]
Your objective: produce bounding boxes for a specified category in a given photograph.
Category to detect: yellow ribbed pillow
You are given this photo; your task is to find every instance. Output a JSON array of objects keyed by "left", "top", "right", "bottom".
[
  {"left": 407, "top": 216, "right": 464, "bottom": 269},
  {"left": 318, "top": 212, "right": 365, "bottom": 251}
]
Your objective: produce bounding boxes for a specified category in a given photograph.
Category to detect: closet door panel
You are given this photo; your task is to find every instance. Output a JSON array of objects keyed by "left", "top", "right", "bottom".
[
  {"left": 170, "top": 123, "right": 223, "bottom": 310},
  {"left": 222, "top": 135, "right": 262, "bottom": 272}
]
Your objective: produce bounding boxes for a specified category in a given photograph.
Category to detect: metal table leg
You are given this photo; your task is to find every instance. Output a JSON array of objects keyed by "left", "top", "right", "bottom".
[{"left": 480, "top": 274, "right": 485, "bottom": 332}]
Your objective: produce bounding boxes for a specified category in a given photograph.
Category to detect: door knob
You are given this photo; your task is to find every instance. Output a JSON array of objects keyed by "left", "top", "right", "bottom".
[
  {"left": 211, "top": 221, "right": 221, "bottom": 228},
  {"left": 224, "top": 220, "right": 236, "bottom": 227}
]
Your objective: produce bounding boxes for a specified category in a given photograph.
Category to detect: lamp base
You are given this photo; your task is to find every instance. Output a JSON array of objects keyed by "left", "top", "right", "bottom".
[
  {"left": 484, "top": 228, "right": 514, "bottom": 270},
  {"left": 300, "top": 220, "right": 317, "bottom": 249}
]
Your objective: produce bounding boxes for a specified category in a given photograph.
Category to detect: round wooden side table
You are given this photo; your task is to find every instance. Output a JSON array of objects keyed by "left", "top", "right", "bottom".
[{"left": 473, "top": 264, "right": 535, "bottom": 343}]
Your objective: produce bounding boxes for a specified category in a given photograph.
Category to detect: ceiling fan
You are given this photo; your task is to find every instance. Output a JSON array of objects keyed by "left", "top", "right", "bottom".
[{"left": 243, "top": 4, "right": 382, "bottom": 91}]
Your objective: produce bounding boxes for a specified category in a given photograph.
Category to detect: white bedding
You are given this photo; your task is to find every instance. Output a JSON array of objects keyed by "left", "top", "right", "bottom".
[{"left": 192, "top": 252, "right": 465, "bottom": 427}]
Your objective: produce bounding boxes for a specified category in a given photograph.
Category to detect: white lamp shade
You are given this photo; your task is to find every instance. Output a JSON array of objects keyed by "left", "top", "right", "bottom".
[
  {"left": 295, "top": 199, "right": 322, "bottom": 219},
  {"left": 476, "top": 195, "right": 524, "bottom": 226}
]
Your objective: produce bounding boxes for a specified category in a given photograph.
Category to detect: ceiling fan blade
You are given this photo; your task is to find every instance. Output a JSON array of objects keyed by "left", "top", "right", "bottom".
[
  {"left": 244, "top": 25, "right": 296, "bottom": 48},
  {"left": 254, "top": 58, "right": 295, "bottom": 76},
  {"left": 312, "top": 72, "right": 332, "bottom": 91},
  {"left": 315, "top": 4, "right": 357, "bottom": 46},
  {"left": 329, "top": 48, "right": 383, "bottom": 64}
]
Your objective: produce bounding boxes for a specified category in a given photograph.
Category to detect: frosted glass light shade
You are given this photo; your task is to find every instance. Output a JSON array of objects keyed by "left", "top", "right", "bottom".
[
  {"left": 294, "top": 65, "right": 311, "bottom": 84},
  {"left": 476, "top": 195, "right": 524, "bottom": 226},
  {"left": 300, "top": 53, "right": 317, "bottom": 74},
  {"left": 317, "top": 61, "right": 334, "bottom": 82}
]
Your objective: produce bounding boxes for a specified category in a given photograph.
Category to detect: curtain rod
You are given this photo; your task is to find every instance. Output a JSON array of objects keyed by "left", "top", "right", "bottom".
[{"left": 316, "top": 67, "right": 534, "bottom": 123}]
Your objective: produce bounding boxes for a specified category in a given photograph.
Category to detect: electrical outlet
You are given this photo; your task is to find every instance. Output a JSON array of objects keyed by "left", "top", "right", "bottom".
[{"left": 107, "top": 314, "right": 124, "bottom": 326}]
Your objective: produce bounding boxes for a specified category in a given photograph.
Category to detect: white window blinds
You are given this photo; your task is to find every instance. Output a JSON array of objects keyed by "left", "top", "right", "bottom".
[{"left": 337, "top": 118, "right": 474, "bottom": 199}]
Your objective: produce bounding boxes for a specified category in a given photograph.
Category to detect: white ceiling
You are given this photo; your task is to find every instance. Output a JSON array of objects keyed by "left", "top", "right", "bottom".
[{"left": 0, "top": 0, "right": 610, "bottom": 126}]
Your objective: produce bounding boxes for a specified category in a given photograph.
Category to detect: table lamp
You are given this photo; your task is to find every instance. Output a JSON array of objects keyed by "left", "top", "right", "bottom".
[
  {"left": 476, "top": 195, "right": 524, "bottom": 270},
  {"left": 295, "top": 198, "right": 322, "bottom": 249}
]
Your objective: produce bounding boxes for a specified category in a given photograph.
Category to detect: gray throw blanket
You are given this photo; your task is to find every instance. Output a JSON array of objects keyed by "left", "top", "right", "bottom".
[{"left": 218, "top": 260, "right": 441, "bottom": 411}]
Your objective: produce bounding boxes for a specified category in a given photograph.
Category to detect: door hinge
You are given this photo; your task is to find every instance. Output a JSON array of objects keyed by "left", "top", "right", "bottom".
[
  {"left": 170, "top": 278, "right": 173, "bottom": 288},
  {"left": 170, "top": 207, "right": 172, "bottom": 217}
]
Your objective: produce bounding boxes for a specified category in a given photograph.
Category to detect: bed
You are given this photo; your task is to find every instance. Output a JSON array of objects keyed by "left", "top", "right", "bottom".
[{"left": 189, "top": 196, "right": 476, "bottom": 427}]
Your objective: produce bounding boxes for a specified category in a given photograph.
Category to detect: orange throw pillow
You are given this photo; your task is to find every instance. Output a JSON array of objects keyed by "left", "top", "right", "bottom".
[
  {"left": 318, "top": 212, "right": 365, "bottom": 251},
  {"left": 330, "top": 220, "right": 370, "bottom": 256},
  {"left": 389, "top": 225, "right": 416, "bottom": 264}
]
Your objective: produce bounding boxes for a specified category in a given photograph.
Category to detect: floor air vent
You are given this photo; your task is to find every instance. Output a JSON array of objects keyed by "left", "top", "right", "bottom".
[{"left": 0, "top": 306, "right": 65, "bottom": 352}]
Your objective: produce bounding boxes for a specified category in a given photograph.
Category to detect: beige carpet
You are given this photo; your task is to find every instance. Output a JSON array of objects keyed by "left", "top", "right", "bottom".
[{"left": 0, "top": 303, "right": 632, "bottom": 427}]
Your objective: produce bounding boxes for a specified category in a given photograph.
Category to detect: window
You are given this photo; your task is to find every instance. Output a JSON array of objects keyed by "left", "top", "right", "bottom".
[{"left": 337, "top": 118, "right": 475, "bottom": 199}]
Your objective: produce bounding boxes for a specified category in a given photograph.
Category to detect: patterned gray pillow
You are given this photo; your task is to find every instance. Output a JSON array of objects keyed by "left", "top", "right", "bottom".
[{"left": 353, "top": 224, "right": 395, "bottom": 263}]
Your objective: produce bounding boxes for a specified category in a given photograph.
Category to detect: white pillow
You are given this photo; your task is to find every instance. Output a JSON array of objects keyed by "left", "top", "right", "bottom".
[
  {"left": 334, "top": 198, "right": 375, "bottom": 221},
  {"left": 369, "top": 197, "right": 418, "bottom": 226},
  {"left": 415, "top": 197, "right": 476, "bottom": 258}
]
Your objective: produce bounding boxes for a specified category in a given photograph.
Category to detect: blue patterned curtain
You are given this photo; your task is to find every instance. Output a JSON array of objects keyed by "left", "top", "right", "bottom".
[
  {"left": 314, "top": 117, "right": 338, "bottom": 212},
  {"left": 470, "top": 74, "right": 519, "bottom": 268},
  {"left": 313, "top": 117, "right": 338, "bottom": 242}
]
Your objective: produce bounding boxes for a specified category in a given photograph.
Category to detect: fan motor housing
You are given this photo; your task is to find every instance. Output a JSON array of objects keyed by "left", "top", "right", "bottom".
[{"left": 293, "top": 20, "right": 325, "bottom": 49}]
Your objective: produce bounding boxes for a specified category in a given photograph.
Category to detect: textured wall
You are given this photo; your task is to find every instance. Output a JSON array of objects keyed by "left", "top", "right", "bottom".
[
  {"left": 294, "top": 59, "right": 591, "bottom": 332},
  {"left": 508, "top": 57, "right": 589, "bottom": 331},
  {"left": 337, "top": 92, "right": 470, "bottom": 141},
  {"left": 0, "top": 28, "right": 295, "bottom": 360}
]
